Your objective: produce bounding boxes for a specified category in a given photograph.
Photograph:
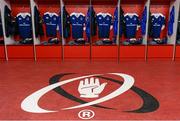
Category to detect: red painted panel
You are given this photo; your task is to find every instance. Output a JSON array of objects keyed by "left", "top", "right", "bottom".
[
  {"left": 64, "top": 46, "right": 90, "bottom": 58},
  {"left": 36, "top": 45, "right": 62, "bottom": 59},
  {"left": 176, "top": 45, "right": 180, "bottom": 58},
  {"left": 120, "top": 45, "right": 145, "bottom": 58},
  {"left": 0, "top": 46, "right": 5, "bottom": 59},
  {"left": 7, "top": 45, "right": 34, "bottom": 59},
  {"left": 92, "top": 45, "right": 118, "bottom": 58},
  {"left": 148, "top": 45, "right": 173, "bottom": 58}
]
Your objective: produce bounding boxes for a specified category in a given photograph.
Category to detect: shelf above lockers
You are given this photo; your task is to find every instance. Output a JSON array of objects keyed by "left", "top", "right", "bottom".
[
  {"left": 63, "top": 0, "right": 90, "bottom": 5},
  {"left": 150, "top": 0, "right": 171, "bottom": 5},
  {"left": 8, "top": 0, "right": 30, "bottom": 4},
  {"left": 91, "top": 0, "right": 118, "bottom": 5},
  {"left": 121, "top": 0, "right": 147, "bottom": 4},
  {"left": 35, "top": 0, "right": 60, "bottom": 4}
]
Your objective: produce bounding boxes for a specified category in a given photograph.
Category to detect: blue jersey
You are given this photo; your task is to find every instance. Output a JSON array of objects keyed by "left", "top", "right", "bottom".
[
  {"left": 113, "top": 7, "right": 123, "bottom": 37},
  {"left": 70, "top": 13, "right": 85, "bottom": 39},
  {"left": 16, "top": 13, "right": 32, "bottom": 39},
  {"left": 58, "top": 6, "right": 70, "bottom": 38},
  {"left": 124, "top": 13, "right": 139, "bottom": 38},
  {"left": 151, "top": 13, "right": 165, "bottom": 38},
  {"left": 43, "top": 12, "right": 58, "bottom": 37},
  {"left": 86, "top": 7, "right": 92, "bottom": 38},
  {"left": 86, "top": 6, "right": 96, "bottom": 38},
  {"left": 168, "top": 6, "right": 175, "bottom": 36},
  {"left": 96, "top": 13, "right": 112, "bottom": 38},
  {"left": 141, "top": 6, "right": 147, "bottom": 35}
]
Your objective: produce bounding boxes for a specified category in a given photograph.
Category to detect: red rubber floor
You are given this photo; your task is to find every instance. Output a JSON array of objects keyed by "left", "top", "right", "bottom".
[{"left": 0, "top": 60, "right": 180, "bottom": 120}]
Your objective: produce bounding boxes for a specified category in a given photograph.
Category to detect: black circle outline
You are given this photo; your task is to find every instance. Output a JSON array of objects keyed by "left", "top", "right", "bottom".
[{"left": 49, "top": 73, "right": 159, "bottom": 113}]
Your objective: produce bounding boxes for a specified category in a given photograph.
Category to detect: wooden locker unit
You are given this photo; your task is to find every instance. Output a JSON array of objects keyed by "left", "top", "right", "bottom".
[
  {"left": 31, "top": 0, "right": 62, "bottom": 60},
  {"left": 1, "top": 0, "right": 34, "bottom": 60},
  {"left": 91, "top": 0, "right": 119, "bottom": 59},
  {"left": 147, "top": 0, "right": 177, "bottom": 59},
  {"left": 63, "top": 0, "right": 90, "bottom": 59},
  {"left": 119, "top": 0, "right": 148, "bottom": 59},
  {"left": 0, "top": 0, "right": 179, "bottom": 61}
]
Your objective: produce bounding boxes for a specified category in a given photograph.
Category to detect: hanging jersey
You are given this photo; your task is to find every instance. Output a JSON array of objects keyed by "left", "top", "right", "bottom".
[
  {"left": 58, "top": 6, "right": 70, "bottom": 38},
  {"left": 4, "top": 5, "right": 15, "bottom": 37},
  {"left": 113, "top": 7, "right": 123, "bottom": 37},
  {"left": 34, "top": 6, "right": 44, "bottom": 37},
  {"left": 96, "top": 13, "right": 112, "bottom": 38},
  {"left": 43, "top": 12, "right": 58, "bottom": 37},
  {"left": 168, "top": 6, "right": 175, "bottom": 36},
  {"left": 70, "top": 12, "right": 85, "bottom": 39},
  {"left": 124, "top": 13, "right": 139, "bottom": 38},
  {"left": 141, "top": 6, "right": 147, "bottom": 36},
  {"left": 16, "top": 13, "right": 32, "bottom": 39},
  {"left": 177, "top": 13, "right": 180, "bottom": 40},
  {"left": 151, "top": 13, "right": 165, "bottom": 38},
  {"left": 86, "top": 6, "right": 97, "bottom": 38}
]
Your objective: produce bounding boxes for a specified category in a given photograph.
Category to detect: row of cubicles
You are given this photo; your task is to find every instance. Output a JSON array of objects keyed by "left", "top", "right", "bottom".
[{"left": 0, "top": 0, "right": 180, "bottom": 61}]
